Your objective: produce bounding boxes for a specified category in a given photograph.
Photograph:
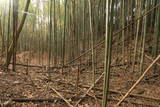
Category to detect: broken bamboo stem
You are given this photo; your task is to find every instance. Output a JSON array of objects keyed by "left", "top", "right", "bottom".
[
  {"left": 74, "top": 72, "right": 104, "bottom": 107},
  {"left": 137, "top": 50, "right": 160, "bottom": 67},
  {"left": 50, "top": 87, "right": 73, "bottom": 107},
  {"left": 115, "top": 55, "right": 160, "bottom": 106}
]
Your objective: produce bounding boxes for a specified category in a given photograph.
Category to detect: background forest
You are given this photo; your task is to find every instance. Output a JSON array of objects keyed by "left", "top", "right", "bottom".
[{"left": 0, "top": 0, "right": 160, "bottom": 107}]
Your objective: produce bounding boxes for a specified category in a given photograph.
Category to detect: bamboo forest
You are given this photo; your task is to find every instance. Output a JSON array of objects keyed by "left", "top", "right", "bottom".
[{"left": 0, "top": 0, "right": 160, "bottom": 106}]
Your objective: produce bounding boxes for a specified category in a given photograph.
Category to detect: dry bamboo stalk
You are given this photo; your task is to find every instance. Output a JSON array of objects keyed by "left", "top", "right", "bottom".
[
  {"left": 137, "top": 50, "right": 160, "bottom": 67},
  {"left": 115, "top": 55, "right": 160, "bottom": 106},
  {"left": 50, "top": 87, "right": 73, "bottom": 107},
  {"left": 74, "top": 72, "right": 104, "bottom": 107},
  {"left": 66, "top": 3, "right": 160, "bottom": 67}
]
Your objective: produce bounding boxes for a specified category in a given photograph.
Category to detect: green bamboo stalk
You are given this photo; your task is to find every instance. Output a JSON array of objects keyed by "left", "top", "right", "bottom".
[
  {"left": 88, "top": 0, "right": 96, "bottom": 89},
  {"left": 140, "top": 0, "right": 149, "bottom": 73},
  {"left": 122, "top": 0, "right": 125, "bottom": 65},
  {"left": 62, "top": 0, "right": 68, "bottom": 73},
  {"left": 152, "top": 0, "right": 160, "bottom": 72},
  {"left": 102, "top": 0, "right": 114, "bottom": 106},
  {"left": 48, "top": 0, "right": 53, "bottom": 68},
  {"left": 132, "top": 0, "right": 142, "bottom": 72}
]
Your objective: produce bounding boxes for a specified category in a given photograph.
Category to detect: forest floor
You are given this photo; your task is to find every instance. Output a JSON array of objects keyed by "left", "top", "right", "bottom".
[{"left": 0, "top": 37, "right": 160, "bottom": 107}]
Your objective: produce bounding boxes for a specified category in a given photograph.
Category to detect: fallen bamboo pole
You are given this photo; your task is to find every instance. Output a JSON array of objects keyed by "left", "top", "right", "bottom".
[
  {"left": 137, "top": 50, "right": 160, "bottom": 67},
  {"left": 50, "top": 87, "right": 73, "bottom": 107},
  {"left": 0, "top": 96, "right": 157, "bottom": 107},
  {"left": 0, "top": 98, "right": 61, "bottom": 102},
  {"left": 74, "top": 72, "right": 104, "bottom": 107},
  {"left": 115, "top": 55, "right": 160, "bottom": 106},
  {"left": 46, "top": 79, "right": 160, "bottom": 103}
]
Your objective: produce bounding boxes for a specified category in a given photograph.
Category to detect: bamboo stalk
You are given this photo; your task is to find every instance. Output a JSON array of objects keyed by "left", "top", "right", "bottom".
[
  {"left": 102, "top": 0, "right": 114, "bottom": 106},
  {"left": 137, "top": 49, "right": 160, "bottom": 67},
  {"left": 139, "top": 0, "right": 148, "bottom": 73},
  {"left": 115, "top": 55, "right": 160, "bottom": 106},
  {"left": 50, "top": 87, "right": 73, "bottom": 107},
  {"left": 88, "top": 0, "right": 96, "bottom": 93},
  {"left": 65, "top": 3, "right": 160, "bottom": 67},
  {"left": 74, "top": 72, "right": 104, "bottom": 107}
]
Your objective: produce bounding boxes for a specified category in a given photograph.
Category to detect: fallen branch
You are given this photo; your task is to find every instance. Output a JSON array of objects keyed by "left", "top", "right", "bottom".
[
  {"left": 108, "top": 98, "right": 156, "bottom": 107},
  {"left": 137, "top": 50, "right": 160, "bottom": 67},
  {"left": 144, "top": 54, "right": 160, "bottom": 67},
  {"left": 0, "top": 96, "right": 156, "bottom": 107},
  {"left": 43, "top": 76, "right": 160, "bottom": 103},
  {"left": 9, "top": 63, "right": 86, "bottom": 70},
  {"left": 74, "top": 72, "right": 104, "bottom": 107},
  {"left": 50, "top": 87, "right": 73, "bottom": 107},
  {"left": 9, "top": 63, "right": 62, "bottom": 69},
  {"left": 115, "top": 55, "right": 160, "bottom": 106},
  {"left": 81, "top": 86, "right": 160, "bottom": 103},
  {"left": 0, "top": 98, "right": 62, "bottom": 102}
]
